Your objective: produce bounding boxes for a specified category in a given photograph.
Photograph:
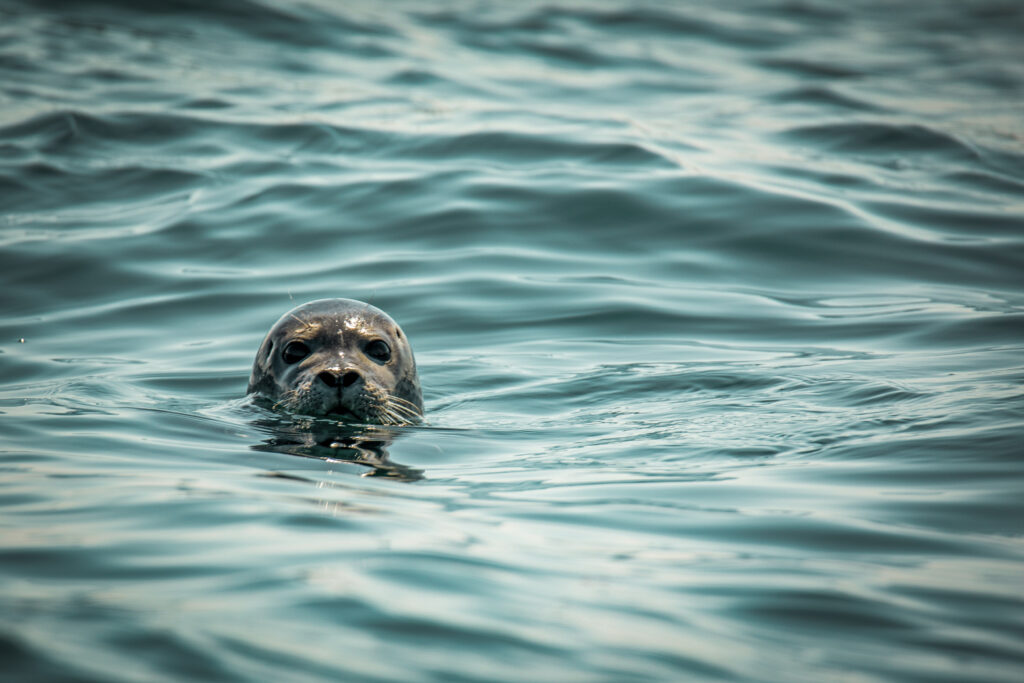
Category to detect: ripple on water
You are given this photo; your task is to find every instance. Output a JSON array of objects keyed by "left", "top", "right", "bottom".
[{"left": 2, "top": 1, "right": 1024, "bottom": 682}]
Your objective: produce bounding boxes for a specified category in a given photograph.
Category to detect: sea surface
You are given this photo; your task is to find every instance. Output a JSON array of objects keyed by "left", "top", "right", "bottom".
[{"left": 2, "top": 1, "right": 1023, "bottom": 681}]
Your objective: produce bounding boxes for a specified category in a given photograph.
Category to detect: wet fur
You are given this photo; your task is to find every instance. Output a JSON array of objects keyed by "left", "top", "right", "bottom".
[{"left": 248, "top": 299, "right": 423, "bottom": 425}]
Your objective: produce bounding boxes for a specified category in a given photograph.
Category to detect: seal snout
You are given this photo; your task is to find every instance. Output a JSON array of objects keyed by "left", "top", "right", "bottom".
[{"left": 317, "top": 369, "right": 361, "bottom": 389}]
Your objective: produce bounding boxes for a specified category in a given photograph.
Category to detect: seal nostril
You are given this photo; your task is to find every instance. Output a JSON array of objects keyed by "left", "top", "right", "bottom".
[
  {"left": 318, "top": 370, "right": 340, "bottom": 388},
  {"left": 342, "top": 371, "right": 360, "bottom": 387}
]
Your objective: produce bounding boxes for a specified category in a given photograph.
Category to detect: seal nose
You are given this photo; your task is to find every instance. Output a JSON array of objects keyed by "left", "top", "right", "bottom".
[
  {"left": 318, "top": 370, "right": 340, "bottom": 388},
  {"left": 318, "top": 369, "right": 361, "bottom": 388}
]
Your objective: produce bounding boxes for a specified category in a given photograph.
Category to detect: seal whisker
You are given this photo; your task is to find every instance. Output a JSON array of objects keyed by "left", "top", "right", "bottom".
[
  {"left": 373, "top": 406, "right": 404, "bottom": 426},
  {"left": 384, "top": 397, "right": 417, "bottom": 414},
  {"left": 375, "top": 401, "right": 419, "bottom": 426},
  {"left": 383, "top": 397, "right": 421, "bottom": 422},
  {"left": 385, "top": 393, "right": 421, "bottom": 414},
  {"left": 377, "top": 406, "right": 405, "bottom": 425},
  {"left": 388, "top": 407, "right": 420, "bottom": 424},
  {"left": 387, "top": 395, "right": 421, "bottom": 411}
]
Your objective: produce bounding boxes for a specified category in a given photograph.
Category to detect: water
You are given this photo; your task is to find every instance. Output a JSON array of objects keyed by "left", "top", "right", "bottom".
[{"left": 2, "top": 0, "right": 1023, "bottom": 680}]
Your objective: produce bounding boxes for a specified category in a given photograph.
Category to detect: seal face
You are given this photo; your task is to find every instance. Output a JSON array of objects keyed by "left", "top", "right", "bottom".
[{"left": 247, "top": 299, "right": 423, "bottom": 425}]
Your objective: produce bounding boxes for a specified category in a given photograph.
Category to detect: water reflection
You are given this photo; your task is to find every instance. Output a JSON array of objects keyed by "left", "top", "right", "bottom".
[{"left": 249, "top": 413, "right": 424, "bottom": 482}]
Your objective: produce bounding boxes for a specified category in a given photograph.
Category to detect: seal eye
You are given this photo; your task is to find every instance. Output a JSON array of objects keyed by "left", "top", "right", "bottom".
[
  {"left": 364, "top": 339, "right": 391, "bottom": 363},
  {"left": 282, "top": 341, "right": 310, "bottom": 364}
]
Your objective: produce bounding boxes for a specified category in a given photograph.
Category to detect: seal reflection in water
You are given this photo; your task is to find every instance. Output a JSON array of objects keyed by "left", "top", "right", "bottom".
[
  {"left": 248, "top": 299, "right": 423, "bottom": 425},
  {"left": 249, "top": 417, "right": 424, "bottom": 481}
]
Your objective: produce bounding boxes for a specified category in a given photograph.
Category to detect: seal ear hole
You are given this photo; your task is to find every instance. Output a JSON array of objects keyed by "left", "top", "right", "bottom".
[{"left": 282, "top": 340, "right": 311, "bottom": 364}]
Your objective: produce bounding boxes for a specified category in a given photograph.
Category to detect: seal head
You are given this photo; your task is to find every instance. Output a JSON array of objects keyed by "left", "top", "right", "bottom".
[{"left": 248, "top": 299, "right": 423, "bottom": 425}]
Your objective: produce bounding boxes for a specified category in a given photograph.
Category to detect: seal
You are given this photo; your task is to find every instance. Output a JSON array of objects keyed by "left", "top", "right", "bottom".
[{"left": 247, "top": 299, "right": 423, "bottom": 425}]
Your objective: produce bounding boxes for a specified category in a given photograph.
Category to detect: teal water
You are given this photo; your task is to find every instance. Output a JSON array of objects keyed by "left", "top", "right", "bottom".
[{"left": 3, "top": 1, "right": 1024, "bottom": 681}]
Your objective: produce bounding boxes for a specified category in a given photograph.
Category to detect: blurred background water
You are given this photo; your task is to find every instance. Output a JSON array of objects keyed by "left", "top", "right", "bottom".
[{"left": 2, "top": 0, "right": 1024, "bottom": 681}]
